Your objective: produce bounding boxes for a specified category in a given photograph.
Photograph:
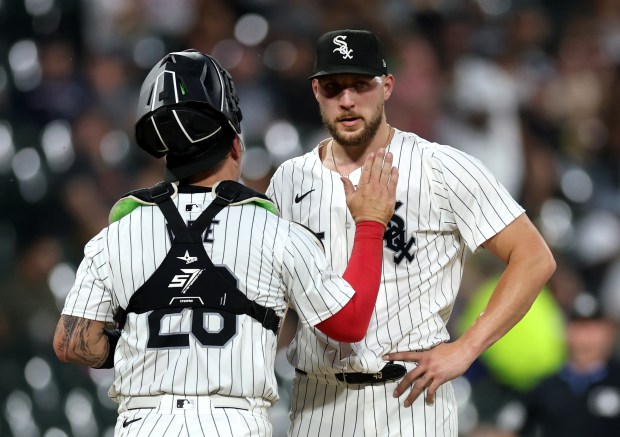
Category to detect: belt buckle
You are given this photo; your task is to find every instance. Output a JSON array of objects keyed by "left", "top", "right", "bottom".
[
  {"left": 341, "top": 370, "right": 350, "bottom": 384},
  {"left": 373, "top": 371, "right": 383, "bottom": 381}
]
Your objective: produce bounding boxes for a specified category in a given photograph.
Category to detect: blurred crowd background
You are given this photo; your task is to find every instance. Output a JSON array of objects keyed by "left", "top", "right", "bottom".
[{"left": 2, "top": 0, "right": 620, "bottom": 436}]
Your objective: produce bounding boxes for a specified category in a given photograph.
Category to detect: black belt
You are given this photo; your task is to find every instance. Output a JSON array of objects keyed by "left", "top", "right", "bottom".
[{"left": 295, "top": 363, "right": 407, "bottom": 384}]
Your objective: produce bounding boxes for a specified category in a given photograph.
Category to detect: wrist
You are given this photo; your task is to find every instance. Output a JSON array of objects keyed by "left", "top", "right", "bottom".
[
  {"left": 354, "top": 216, "right": 389, "bottom": 227},
  {"left": 354, "top": 221, "right": 386, "bottom": 239}
]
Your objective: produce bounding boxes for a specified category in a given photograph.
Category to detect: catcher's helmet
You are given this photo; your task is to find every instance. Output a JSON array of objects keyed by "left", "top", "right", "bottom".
[{"left": 135, "top": 49, "right": 243, "bottom": 180}]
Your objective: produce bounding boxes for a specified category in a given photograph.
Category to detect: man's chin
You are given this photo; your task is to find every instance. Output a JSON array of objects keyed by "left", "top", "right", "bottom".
[
  {"left": 332, "top": 126, "right": 363, "bottom": 144},
  {"left": 336, "top": 131, "right": 368, "bottom": 147}
]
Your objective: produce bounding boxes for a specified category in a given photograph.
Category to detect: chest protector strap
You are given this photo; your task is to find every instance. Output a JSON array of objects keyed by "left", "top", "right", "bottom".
[{"left": 113, "top": 181, "right": 281, "bottom": 334}]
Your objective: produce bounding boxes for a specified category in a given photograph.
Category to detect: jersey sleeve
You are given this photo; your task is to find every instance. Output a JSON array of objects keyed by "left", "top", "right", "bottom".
[
  {"left": 61, "top": 229, "right": 115, "bottom": 323},
  {"left": 265, "top": 165, "right": 283, "bottom": 211},
  {"left": 281, "top": 222, "right": 355, "bottom": 328},
  {"left": 265, "top": 159, "right": 298, "bottom": 221},
  {"left": 432, "top": 145, "right": 525, "bottom": 253}
]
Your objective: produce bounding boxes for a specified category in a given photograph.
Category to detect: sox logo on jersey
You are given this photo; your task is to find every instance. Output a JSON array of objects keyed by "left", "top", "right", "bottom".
[{"left": 385, "top": 201, "right": 415, "bottom": 264}]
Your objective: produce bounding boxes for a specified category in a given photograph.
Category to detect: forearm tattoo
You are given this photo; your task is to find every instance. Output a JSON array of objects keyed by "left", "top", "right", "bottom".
[{"left": 59, "top": 315, "right": 109, "bottom": 368}]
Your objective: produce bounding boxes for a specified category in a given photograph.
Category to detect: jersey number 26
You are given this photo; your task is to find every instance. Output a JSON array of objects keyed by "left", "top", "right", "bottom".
[{"left": 146, "top": 307, "right": 237, "bottom": 348}]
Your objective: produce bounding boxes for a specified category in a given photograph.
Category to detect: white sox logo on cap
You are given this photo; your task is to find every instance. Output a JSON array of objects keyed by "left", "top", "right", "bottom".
[{"left": 332, "top": 35, "right": 353, "bottom": 59}]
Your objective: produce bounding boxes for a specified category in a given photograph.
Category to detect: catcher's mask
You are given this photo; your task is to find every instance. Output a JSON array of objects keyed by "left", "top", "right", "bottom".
[{"left": 135, "top": 49, "right": 243, "bottom": 181}]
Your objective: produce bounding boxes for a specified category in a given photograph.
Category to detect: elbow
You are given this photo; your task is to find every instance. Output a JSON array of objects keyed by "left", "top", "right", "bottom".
[
  {"left": 542, "top": 247, "right": 557, "bottom": 282},
  {"left": 53, "top": 336, "right": 71, "bottom": 363},
  {"left": 316, "top": 320, "right": 367, "bottom": 343},
  {"left": 547, "top": 256, "right": 557, "bottom": 280},
  {"left": 526, "top": 240, "right": 556, "bottom": 286},
  {"left": 53, "top": 324, "right": 78, "bottom": 364},
  {"left": 343, "top": 331, "right": 366, "bottom": 343}
]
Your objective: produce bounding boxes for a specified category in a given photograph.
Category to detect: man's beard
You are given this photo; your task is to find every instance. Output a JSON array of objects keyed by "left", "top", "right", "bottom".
[{"left": 321, "top": 104, "right": 384, "bottom": 148}]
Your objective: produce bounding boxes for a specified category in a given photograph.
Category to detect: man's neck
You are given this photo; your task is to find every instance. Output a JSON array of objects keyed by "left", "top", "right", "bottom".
[{"left": 180, "top": 161, "right": 239, "bottom": 187}]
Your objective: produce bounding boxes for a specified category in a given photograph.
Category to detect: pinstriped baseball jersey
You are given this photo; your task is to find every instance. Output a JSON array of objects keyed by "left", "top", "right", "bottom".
[
  {"left": 61, "top": 184, "right": 356, "bottom": 405},
  {"left": 266, "top": 128, "right": 525, "bottom": 374}
]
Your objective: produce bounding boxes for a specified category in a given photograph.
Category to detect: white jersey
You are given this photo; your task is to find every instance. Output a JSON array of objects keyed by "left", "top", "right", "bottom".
[
  {"left": 266, "top": 128, "right": 524, "bottom": 374},
  {"left": 61, "top": 184, "right": 355, "bottom": 405}
]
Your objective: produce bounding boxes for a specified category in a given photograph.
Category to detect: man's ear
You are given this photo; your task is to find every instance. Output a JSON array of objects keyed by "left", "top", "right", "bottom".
[
  {"left": 231, "top": 135, "right": 243, "bottom": 161},
  {"left": 312, "top": 79, "right": 319, "bottom": 100},
  {"left": 383, "top": 74, "right": 395, "bottom": 101}
]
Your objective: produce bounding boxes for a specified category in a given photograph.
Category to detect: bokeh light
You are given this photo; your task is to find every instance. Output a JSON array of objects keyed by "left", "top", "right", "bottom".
[
  {"left": 42, "top": 120, "right": 74, "bottom": 173},
  {"left": 24, "top": 356, "right": 52, "bottom": 390},
  {"left": 48, "top": 262, "right": 76, "bottom": 309},
  {"left": 12, "top": 147, "right": 41, "bottom": 181},
  {"left": 241, "top": 146, "right": 273, "bottom": 180},
  {"left": 24, "top": 0, "right": 54, "bottom": 16},
  {"left": 133, "top": 37, "right": 167, "bottom": 70},
  {"left": 561, "top": 167, "right": 593, "bottom": 204},
  {"left": 64, "top": 389, "right": 98, "bottom": 437},
  {"left": 212, "top": 39, "right": 245, "bottom": 70},
  {"left": 264, "top": 120, "right": 302, "bottom": 165},
  {"left": 100, "top": 130, "right": 130, "bottom": 166},
  {"left": 539, "top": 198, "right": 574, "bottom": 248},
  {"left": 8, "top": 40, "right": 41, "bottom": 91},
  {"left": 0, "top": 121, "right": 15, "bottom": 173},
  {"left": 234, "top": 14, "right": 269, "bottom": 46},
  {"left": 263, "top": 40, "right": 297, "bottom": 71}
]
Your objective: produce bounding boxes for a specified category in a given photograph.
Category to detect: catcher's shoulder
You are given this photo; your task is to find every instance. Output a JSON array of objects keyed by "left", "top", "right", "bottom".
[{"left": 109, "top": 182, "right": 178, "bottom": 224}]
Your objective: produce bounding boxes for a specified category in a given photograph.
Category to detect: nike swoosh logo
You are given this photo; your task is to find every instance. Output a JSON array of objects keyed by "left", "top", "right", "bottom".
[
  {"left": 294, "top": 189, "right": 315, "bottom": 203},
  {"left": 123, "top": 417, "right": 142, "bottom": 428}
]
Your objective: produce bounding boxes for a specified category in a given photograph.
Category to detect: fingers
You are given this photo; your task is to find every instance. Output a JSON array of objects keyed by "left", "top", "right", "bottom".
[
  {"left": 388, "top": 165, "right": 399, "bottom": 198},
  {"left": 383, "top": 352, "right": 421, "bottom": 362},
  {"left": 384, "top": 352, "right": 437, "bottom": 408},
  {"left": 380, "top": 148, "right": 393, "bottom": 184},
  {"left": 393, "top": 369, "right": 435, "bottom": 408},
  {"left": 359, "top": 149, "right": 394, "bottom": 186},
  {"left": 341, "top": 176, "right": 355, "bottom": 197},
  {"left": 426, "top": 383, "right": 438, "bottom": 405},
  {"left": 393, "top": 367, "right": 422, "bottom": 398},
  {"left": 358, "top": 151, "right": 376, "bottom": 186},
  {"left": 344, "top": 148, "right": 398, "bottom": 225},
  {"left": 404, "top": 379, "right": 435, "bottom": 408},
  {"left": 371, "top": 148, "right": 387, "bottom": 183}
]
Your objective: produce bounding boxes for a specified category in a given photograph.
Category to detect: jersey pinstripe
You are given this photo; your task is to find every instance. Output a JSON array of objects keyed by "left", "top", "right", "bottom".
[
  {"left": 267, "top": 128, "right": 524, "bottom": 436},
  {"left": 266, "top": 128, "right": 524, "bottom": 374},
  {"left": 289, "top": 375, "right": 457, "bottom": 437},
  {"left": 61, "top": 185, "right": 356, "bottom": 407}
]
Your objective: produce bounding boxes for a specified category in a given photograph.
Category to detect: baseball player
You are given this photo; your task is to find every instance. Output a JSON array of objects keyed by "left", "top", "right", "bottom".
[
  {"left": 52, "top": 49, "right": 399, "bottom": 437},
  {"left": 266, "top": 29, "right": 556, "bottom": 436}
]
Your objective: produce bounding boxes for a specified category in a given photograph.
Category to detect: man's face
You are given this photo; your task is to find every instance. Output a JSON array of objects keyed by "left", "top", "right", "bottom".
[
  {"left": 313, "top": 73, "right": 392, "bottom": 147},
  {"left": 567, "top": 319, "right": 616, "bottom": 368}
]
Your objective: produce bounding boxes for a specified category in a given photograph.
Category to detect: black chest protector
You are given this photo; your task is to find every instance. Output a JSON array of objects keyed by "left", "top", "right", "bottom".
[{"left": 113, "top": 181, "right": 281, "bottom": 335}]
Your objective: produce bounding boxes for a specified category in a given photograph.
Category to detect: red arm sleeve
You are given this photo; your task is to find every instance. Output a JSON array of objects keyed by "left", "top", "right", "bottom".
[{"left": 315, "top": 221, "right": 384, "bottom": 342}]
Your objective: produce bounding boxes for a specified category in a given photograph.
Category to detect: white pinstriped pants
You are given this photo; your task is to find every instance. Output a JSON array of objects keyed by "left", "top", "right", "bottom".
[
  {"left": 114, "top": 394, "right": 273, "bottom": 437},
  {"left": 288, "top": 373, "right": 458, "bottom": 437}
]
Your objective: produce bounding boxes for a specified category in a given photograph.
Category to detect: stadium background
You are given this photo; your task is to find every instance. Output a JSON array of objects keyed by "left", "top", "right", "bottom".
[{"left": 1, "top": 0, "right": 620, "bottom": 436}]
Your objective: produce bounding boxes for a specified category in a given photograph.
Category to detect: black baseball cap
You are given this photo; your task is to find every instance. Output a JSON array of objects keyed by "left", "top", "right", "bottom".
[{"left": 309, "top": 29, "right": 388, "bottom": 80}]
